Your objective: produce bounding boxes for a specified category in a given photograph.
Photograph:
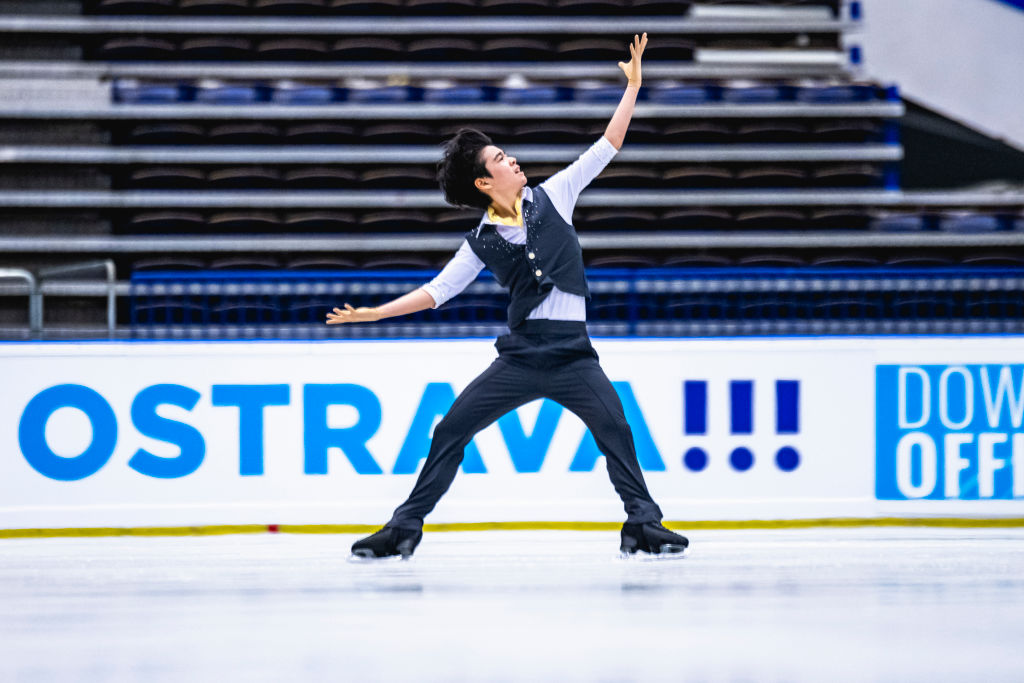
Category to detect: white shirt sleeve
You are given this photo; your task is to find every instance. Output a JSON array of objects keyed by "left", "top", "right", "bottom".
[
  {"left": 420, "top": 239, "right": 485, "bottom": 308},
  {"left": 539, "top": 135, "right": 618, "bottom": 224}
]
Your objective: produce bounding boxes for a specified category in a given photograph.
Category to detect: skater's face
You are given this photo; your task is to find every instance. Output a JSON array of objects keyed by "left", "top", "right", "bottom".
[{"left": 474, "top": 145, "right": 527, "bottom": 198}]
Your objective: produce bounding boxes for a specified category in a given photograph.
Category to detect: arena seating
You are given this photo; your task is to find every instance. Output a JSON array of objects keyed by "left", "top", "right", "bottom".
[{"left": 0, "top": 0, "right": 1022, "bottom": 340}]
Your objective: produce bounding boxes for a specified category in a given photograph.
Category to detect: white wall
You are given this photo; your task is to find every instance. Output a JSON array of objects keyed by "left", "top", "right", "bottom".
[{"left": 857, "top": 0, "right": 1024, "bottom": 150}]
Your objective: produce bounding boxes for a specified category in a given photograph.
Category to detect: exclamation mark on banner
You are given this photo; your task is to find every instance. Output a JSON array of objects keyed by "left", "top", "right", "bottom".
[
  {"left": 730, "top": 381, "right": 754, "bottom": 471},
  {"left": 682, "top": 381, "right": 708, "bottom": 471},
  {"left": 775, "top": 380, "right": 801, "bottom": 471}
]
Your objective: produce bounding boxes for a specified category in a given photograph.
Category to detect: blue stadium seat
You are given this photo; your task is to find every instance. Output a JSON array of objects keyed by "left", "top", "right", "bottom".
[
  {"left": 871, "top": 213, "right": 925, "bottom": 232},
  {"left": 423, "top": 85, "right": 491, "bottom": 104},
  {"left": 797, "top": 85, "right": 877, "bottom": 103},
  {"left": 647, "top": 84, "right": 715, "bottom": 104},
  {"left": 347, "top": 85, "right": 422, "bottom": 103},
  {"left": 271, "top": 82, "right": 339, "bottom": 105},
  {"left": 722, "top": 85, "right": 791, "bottom": 103},
  {"left": 499, "top": 85, "right": 570, "bottom": 104},
  {"left": 939, "top": 213, "right": 1002, "bottom": 232},
  {"left": 573, "top": 83, "right": 628, "bottom": 103},
  {"left": 113, "top": 81, "right": 193, "bottom": 104},
  {"left": 195, "top": 83, "right": 270, "bottom": 105}
]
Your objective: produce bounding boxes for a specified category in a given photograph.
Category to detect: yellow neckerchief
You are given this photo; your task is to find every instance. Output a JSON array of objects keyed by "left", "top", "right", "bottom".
[{"left": 486, "top": 193, "right": 524, "bottom": 227}]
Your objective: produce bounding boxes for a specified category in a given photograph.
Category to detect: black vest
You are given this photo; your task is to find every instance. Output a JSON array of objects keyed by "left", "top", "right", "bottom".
[{"left": 465, "top": 186, "right": 590, "bottom": 328}]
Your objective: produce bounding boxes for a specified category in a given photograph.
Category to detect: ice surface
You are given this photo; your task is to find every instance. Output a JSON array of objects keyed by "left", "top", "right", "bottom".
[{"left": 2, "top": 528, "right": 1023, "bottom": 682}]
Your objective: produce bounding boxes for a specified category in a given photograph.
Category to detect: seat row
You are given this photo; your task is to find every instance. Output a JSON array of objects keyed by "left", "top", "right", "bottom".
[
  {"left": 93, "top": 34, "right": 832, "bottom": 63},
  {"left": 127, "top": 266, "right": 1024, "bottom": 333},
  {"left": 112, "top": 119, "right": 890, "bottom": 146},
  {"left": 113, "top": 79, "right": 883, "bottom": 105},
  {"left": 116, "top": 208, "right": 1023, "bottom": 234},
  {"left": 115, "top": 163, "right": 887, "bottom": 190},
  {"left": 126, "top": 253, "right": 1024, "bottom": 273},
  {"left": 85, "top": 0, "right": 841, "bottom": 17}
]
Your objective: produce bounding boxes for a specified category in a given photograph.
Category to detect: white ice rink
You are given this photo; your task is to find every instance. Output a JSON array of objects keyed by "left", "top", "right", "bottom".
[{"left": 2, "top": 528, "right": 1024, "bottom": 682}]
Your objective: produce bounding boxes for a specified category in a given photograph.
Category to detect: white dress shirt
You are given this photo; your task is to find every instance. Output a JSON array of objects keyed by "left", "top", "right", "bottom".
[{"left": 421, "top": 135, "right": 618, "bottom": 321}]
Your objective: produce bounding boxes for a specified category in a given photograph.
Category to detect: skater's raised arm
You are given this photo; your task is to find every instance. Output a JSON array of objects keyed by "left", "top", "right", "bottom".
[
  {"left": 325, "top": 240, "right": 484, "bottom": 324},
  {"left": 604, "top": 32, "right": 647, "bottom": 150},
  {"left": 540, "top": 33, "right": 646, "bottom": 223}
]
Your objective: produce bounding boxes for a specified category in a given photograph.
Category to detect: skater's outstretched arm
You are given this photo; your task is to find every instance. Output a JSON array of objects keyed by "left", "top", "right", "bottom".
[{"left": 326, "top": 241, "right": 485, "bottom": 324}]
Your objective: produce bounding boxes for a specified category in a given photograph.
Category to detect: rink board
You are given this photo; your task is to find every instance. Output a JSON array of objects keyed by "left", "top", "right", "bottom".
[{"left": 2, "top": 337, "right": 1023, "bottom": 529}]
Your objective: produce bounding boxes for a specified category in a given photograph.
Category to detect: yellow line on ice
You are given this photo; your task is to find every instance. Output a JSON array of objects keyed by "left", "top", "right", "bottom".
[{"left": 2, "top": 517, "right": 1024, "bottom": 539}]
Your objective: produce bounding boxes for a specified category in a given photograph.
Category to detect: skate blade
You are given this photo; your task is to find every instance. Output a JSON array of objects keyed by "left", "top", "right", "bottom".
[
  {"left": 347, "top": 550, "right": 411, "bottom": 564},
  {"left": 619, "top": 544, "right": 689, "bottom": 561}
]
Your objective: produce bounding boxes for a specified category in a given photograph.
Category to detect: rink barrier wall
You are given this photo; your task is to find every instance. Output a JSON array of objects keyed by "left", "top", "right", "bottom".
[
  {"left": 4, "top": 518, "right": 1024, "bottom": 539},
  {"left": 3, "top": 337, "right": 1024, "bottom": 529}
]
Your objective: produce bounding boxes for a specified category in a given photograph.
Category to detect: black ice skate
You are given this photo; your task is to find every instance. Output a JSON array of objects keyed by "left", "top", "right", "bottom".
[
  {"left": 620, "top": 522, "right": 689, "bottom": 559},
  {"left": 350, "top": 526, "right": 423, "bottom": 561}
]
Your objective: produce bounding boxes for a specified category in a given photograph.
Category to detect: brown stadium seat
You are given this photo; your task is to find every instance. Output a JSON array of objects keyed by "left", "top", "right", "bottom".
[
  {"left": 253, "top": 0, "right": 329, "bottom": 13},
  {"left": 128, "top": 212, "right": 208, "bottom": 234},
  {"left": 178, "top": 37, "right": 254, "bottom": 60},
  {"left": 283, "top": 211, "right": 358, "bottom": 231},
  {"left": 360, "top": 167, "right": 437, "bottom": 190},
  {"left": 97, "top": 36, "right": 176, "bottom": 60},
  {"left": 208, "top": 211, "right": 283, "bottom": 232},
  {"left": 359, "top": 211, "right": 435, "bottom": 232},
  {"left": 255, "top": 38, "right": 330, "bottom": 61},
  {"left": 208, "top": 123, "right": 282, "bottom": 145},
  {"left": 178, "top": 0, "right": 252, "bottom": 14},
  {"left": 128, "top": 167, "right": 206, "bottom": 190},
  {"left": 283, "top": 123, "right": 357, "bottom": 144},
  {"left": 283, "top": 167, "right": 359, "bottom": 189},
  {"left": 479, "top": 38, "right": 554, "bottom": 62},
  {"left": 126, "top": 123, "right": 207, "bottom": 145},
  {"left": 206, "top": 167, "right": 283, "bottom": 189}
]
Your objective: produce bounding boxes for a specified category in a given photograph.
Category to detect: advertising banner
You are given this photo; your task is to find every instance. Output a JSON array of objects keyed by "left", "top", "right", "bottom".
[{"left": 2, "top": 337, "right": 1023, "bottom": 529}]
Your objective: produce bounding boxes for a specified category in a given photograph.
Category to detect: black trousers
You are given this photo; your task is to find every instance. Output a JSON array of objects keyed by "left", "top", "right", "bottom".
[{"left": 387, "top": 320, "right": 663, "bottom": 530}]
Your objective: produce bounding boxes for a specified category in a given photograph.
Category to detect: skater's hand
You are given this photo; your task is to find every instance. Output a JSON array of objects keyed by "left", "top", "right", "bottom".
[
  {"left": 617, "top": 33, "right": 648, "bottom": 88},
  {"left": 326, "top": 304, "right": 382, "bottom": 324}
]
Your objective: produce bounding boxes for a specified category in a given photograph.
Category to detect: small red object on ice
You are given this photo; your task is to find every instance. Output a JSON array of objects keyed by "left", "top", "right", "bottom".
[{"left": 267, "top": 524, "right": 279, "bottom": 533}]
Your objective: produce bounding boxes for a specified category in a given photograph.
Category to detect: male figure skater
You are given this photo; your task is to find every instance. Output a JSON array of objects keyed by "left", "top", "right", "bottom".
[{"left": 327, "top": 33, "right": 688, "bottom": 560}]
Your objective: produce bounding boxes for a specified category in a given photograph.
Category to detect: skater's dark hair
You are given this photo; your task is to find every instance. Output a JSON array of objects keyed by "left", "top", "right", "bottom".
[{"left": 437, "top": 128, "right": 493, "bottom": 210}]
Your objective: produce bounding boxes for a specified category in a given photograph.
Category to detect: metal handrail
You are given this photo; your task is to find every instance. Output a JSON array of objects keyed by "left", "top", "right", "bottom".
[
  {"left": 38, "top": 260, "right": 117, "bottom": 337},
  {"left": 0, "top": 268, "right": 40, "bottom": 337}
]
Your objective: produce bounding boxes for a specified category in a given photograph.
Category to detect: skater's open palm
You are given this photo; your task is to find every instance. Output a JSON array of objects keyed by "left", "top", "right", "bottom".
[
  {"left": 617, "top": 33, "right": 648, "bottom": 87},
  {"left": 326, "top": 303, "right": 381, "bottom": 324}
]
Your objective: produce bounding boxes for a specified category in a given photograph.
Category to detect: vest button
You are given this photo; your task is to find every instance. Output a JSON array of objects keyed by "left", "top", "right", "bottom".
[
  {"left": 535, "top": 269, "right": 542, "bottom": 277},
  {"left": 528, "top": 252, "right": 535, "bottom": 259}
]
